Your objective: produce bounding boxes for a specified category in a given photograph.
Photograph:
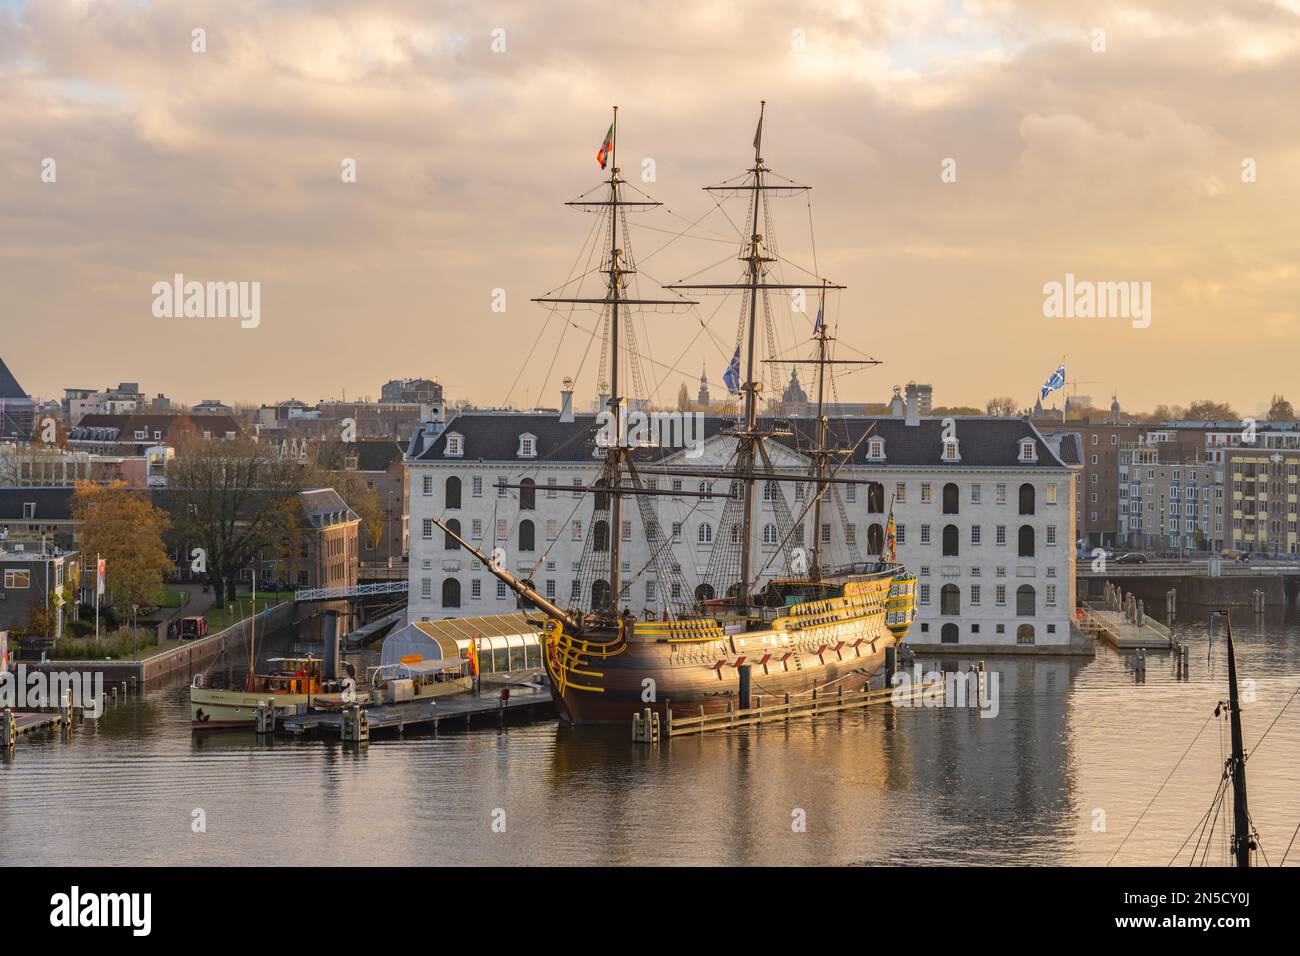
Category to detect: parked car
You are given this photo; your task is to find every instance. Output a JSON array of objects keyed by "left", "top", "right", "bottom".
[
  {"left": 178, "top": 616, "right": 209, "bottom": 641},
  {"left": 1115, "top": 552, "right": 1148, "bottom": 565}
]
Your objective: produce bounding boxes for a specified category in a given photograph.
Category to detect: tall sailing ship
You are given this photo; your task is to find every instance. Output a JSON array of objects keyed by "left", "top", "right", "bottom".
[{"left": 438, "top": 103, "right": 915, "bottom": 724}]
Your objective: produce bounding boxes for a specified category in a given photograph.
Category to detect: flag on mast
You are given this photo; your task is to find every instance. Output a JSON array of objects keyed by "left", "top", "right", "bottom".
[
  {"left": 723, "top": 347, "right": 741, "bottom": 395},
  {"left": 1040, "top": 363, "right": 1066, "bottom": 400},
  {"left": 884, "top": 496, "right": 897, "bottom": 563},
  {"left": 753, "top": 112, "right": 763, "bottom": 154},
  {"left": 596, "top": 124, "right": 614, "bottom": 169},
  {"left": 812, "top": 301, "right": 824, "bottom": 335}
]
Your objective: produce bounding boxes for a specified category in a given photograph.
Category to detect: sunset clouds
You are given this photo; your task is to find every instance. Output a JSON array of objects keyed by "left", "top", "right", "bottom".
[{"left": 1, "top": 0, "right": 1296, "bottom": 414}]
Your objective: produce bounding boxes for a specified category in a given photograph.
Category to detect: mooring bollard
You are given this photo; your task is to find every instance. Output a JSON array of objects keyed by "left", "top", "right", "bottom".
[
  {"left": 62, "top": 688, "right": 73, "bottom": 730},
  {"left": 2, "top": 708, "right": 14, "bottom": 749},
  {"left": 255, "top": 700, "right": 274, "bottom": 735},
  {"left": 884, "top": 645, "right": 896, "bottom": 688}
]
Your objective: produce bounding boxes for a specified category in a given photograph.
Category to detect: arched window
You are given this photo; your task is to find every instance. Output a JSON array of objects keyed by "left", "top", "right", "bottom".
[
  {"left": 940, "top": 584, "right": 960, "bottom": 615},
  {"left": 941, "top": 622, "right": 959, "bottom": 644},
  {"left": 1018, "top": 525, "right": 1035, "bottom": 557},
  {"left": 593, "top": 520, "right": 609, "bottom": 552},
  {"left": 594, "top": 479, "right": 609, "bottom": 511},
  {"left": 519, "top": 478, "right": 536, "bottom": 510},
  {"left": 1019, "top": 482, "right": 1035, "bottom": 515},
  {"left": 591, "top": 579, "right": 611, "bottom": 611},
  {"left": 444, "top": 518, "right": 461, "bottom": 551},
  {"left": 867, "top": 523, "right": 884, "bottom": 554},
  {"left": 867, "top": 482, "right": 885, "bottom": 514},
  {"left": 1016, "top": 623, "right": 1036, "bottom": 644},
  {"left": 942, "top": 524, "right": 959, "bottom": 556},
  {"left": 730, "top": 524, "right": 741, "bottom": 544},
  {"left": 942, "top": 482, "right": 959, "bottom": 514},
  {"left": 762, "top": 523, "right": 778, "bottom": 545},
  {"left": 445, "top": 476, "right": 461, "bottom": 509},
  {"left": 441, "top": 578, "right": 461, "bottom": 608},
  {"left": 699, "top": 481, "right": 713, "bottom": 501},
  {"left": 763, "top": 481, "right": 778, "bottom": 502},
  {"left": 1017, "top": 585, "right": 1036, "bottom": 616},
  {"left": 518, "top": 519, "right": 535, "bottom": 552},
  {"left": 695, "top": 583, "right": 715, "bottom": 602},
  {"left": 698, "top": 523, "right": 713, "bottom": 545}
]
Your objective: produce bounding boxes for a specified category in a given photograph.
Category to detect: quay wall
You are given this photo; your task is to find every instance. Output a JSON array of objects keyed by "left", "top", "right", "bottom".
[
  {"left": 21, "top": 602, "right": 297, "bottom": 693},
  {"left": 1077, "top": 575, "right": 1292, "bottom": 612}
]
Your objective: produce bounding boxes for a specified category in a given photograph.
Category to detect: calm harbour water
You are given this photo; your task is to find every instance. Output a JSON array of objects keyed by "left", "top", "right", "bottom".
[{"left": 2, "top": 612, "right": 1298, "bottom": 867}]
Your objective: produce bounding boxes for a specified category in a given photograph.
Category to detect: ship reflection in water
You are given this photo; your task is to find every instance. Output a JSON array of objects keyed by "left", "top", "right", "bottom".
[{"left": 1, "top": 616, "right": 1298, "bottom": 866}]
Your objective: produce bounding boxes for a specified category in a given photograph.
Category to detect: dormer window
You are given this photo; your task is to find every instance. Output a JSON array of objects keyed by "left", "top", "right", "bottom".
[
  {"left": 445, "top": 432, "right": 464, "bottom": 457},
  {"left": 517, "top": 433, "right": 537, "bottom": 458},
  {"left": 1019, "top": 439, "right": 1037, "bottom": 463},
  {"left": 866, "top": 437, "right": 886, "bottom": 461},
  {"left": 941, "top": 439, "right": 960, "bottom": 462}
]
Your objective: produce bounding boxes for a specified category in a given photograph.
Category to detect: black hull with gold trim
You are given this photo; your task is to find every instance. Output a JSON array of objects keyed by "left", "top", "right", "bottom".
[{"left": 542, "top": 566, "right": 916, "bottom": 725}]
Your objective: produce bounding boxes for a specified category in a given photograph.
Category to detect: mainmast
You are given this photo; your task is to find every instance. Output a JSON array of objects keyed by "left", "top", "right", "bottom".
[
  {"left": 669, "top": 102, "right": 842, "bottom": 605},
  {"left": 736, "top": 100, "right": 766, "bottom": 608}
]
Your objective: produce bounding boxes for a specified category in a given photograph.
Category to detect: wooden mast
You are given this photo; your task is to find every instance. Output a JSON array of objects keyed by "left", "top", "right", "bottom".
[{"left": 532, "top": 109, "right": 695, "bottom": 620}]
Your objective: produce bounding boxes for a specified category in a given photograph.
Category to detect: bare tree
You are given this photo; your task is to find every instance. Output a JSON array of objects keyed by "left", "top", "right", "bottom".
[
  {"left": 166, "top": 435, "right": 306, "bottom": 605},
  {"left": 985, "top": 396, "right": 1018, "bottom": 417}
]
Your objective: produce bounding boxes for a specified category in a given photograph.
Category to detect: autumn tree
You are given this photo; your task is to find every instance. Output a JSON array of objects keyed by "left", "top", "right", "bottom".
[
  {"left": 1267, "top": 394, "right": 1295, "bottom": 421},
  {"left": 676, "top": 382, "right": 692, "bottom": 412},
  {"left": 166, "top": 434, "right": 306, "bottom": 604},
  {"left": 1185, "top": 400, "right": 1237, "bottom": 421},
  {"left": 72, "top": 481, "right": 174, "bottom": 619}
]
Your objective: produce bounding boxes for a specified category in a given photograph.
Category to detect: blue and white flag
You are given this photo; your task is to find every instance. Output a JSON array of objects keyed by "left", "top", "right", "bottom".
[
  {"left": 812, "top": 302, "right": 824, "bottom": 336},
  {"left": 1040, "top": 363, "right": 1066, "bottom": 400},
  {"left": 723, "top": 347, "right": 741, "bottom": 395}
]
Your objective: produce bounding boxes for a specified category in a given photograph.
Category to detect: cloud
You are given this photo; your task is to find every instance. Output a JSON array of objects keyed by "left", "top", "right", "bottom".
[{"left": 0, "top": 0, "right": 1297, "bottom": 413}]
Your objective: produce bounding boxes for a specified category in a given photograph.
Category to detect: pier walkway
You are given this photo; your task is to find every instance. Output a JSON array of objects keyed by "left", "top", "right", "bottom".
[
  {"left": 1078, "top": 604, "right": 1173, "bottom": 650},
  {"left": 276, "top": 684, "right": 554, "bottom": 738}
]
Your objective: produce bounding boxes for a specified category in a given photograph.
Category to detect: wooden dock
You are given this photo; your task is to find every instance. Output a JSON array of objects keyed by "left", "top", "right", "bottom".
[
  {"left": 635, "top": 680, "right": 948, "bottom": 741},
  {"left": 275, "top": 684, "right": 554, "bottom": 739},
  {"left": 1078, "top": 604, "right": 1174, "bottom": 650},
  {"left": 1, "top": 707, "right": 74, "bottom": 748}
]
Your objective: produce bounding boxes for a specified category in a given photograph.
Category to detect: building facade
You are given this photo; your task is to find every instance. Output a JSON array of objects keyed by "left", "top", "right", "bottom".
[{"left": 405, "top": 409, "right": 1076, "bottom": 649}]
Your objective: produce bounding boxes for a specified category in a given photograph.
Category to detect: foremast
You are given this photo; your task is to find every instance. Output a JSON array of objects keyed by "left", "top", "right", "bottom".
[{"left": 532, "top": 107, "right": 693, "bottom": 618}]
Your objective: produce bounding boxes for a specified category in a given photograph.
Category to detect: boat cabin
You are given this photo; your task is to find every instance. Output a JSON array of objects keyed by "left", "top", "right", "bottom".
[
  {"left": 368, "top": 657, "right": 471, "bottom": 703},
  {"left": 246, "top": 657, "right": 324, "bottom": 695}
]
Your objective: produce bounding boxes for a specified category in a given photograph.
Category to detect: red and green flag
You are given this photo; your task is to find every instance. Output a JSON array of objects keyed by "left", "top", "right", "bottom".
[{"left": 597, "top": 124, "right": 614, "bottom": 169}]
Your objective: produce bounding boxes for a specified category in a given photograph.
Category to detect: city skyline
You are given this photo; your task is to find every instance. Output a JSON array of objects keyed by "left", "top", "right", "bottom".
[{"left": 3, "top": 1, "right": 1298, "bottom": 414}]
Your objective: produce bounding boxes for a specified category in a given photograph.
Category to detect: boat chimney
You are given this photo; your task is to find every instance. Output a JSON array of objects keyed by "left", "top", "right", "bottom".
[
  {"left": 905, "top": 382, "right": 920, "bottom": 427},
  {"left": 322, "top": 609, "right": 341, "bottom": 681},
  {"left": 560, "top": 377, "right": 574, "bottom": 423}
]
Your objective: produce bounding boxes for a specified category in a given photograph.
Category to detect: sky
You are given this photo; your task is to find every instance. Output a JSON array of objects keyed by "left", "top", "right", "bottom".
[{"left": 1, "top": 0, "right": 1298, "bottom": 417}]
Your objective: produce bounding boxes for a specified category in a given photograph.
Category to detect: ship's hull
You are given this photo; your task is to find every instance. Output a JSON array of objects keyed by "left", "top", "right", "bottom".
[
  {"left": 549, "top": 639, "right": 893, "bottom": 724},
  {"left": 191, "top": 688, "right": 319, "bottom": 730},
  {"left": 542, "top": 570, "right": 912, "bottom": 725}
]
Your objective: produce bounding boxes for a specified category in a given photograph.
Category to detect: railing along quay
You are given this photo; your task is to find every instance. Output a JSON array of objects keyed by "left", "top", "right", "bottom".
[{"left": 633, "top": 680, "right": 948, "bottom": 742}]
